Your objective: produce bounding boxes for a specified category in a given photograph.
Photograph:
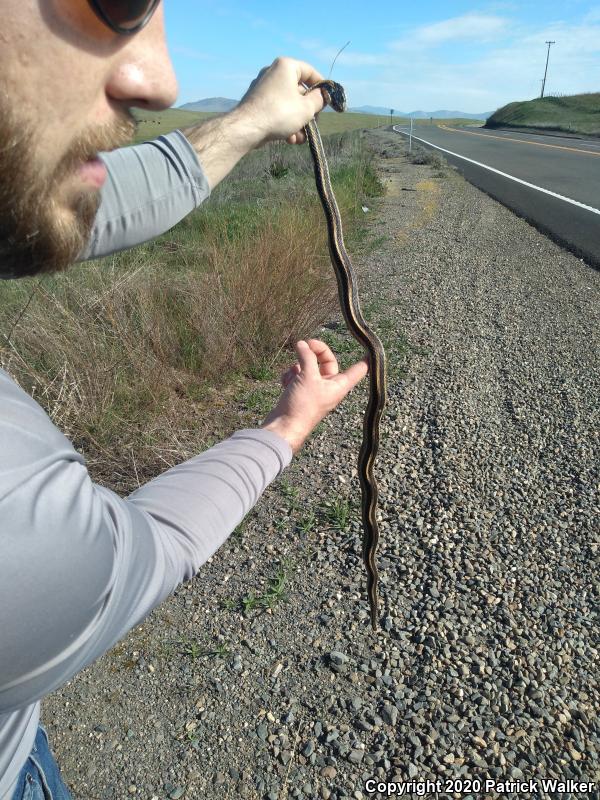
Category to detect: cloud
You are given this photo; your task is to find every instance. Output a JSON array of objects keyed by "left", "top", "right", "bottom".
[
  {"left": 411, "top": 12, "right": 511, "bottom": 44},
  {"left": 295, "top": 7, "right": 600, "bottom": 112},
  {"left": 298, "top": 40, "right": 397, "bottom": 68}
]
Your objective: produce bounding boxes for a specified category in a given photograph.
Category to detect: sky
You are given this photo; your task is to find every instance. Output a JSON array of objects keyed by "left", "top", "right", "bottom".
[{"left": 164, "top": 1, "right": 600, "bottom": 113}]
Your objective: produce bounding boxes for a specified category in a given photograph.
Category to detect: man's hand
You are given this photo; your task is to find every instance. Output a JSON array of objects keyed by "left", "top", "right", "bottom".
[
  {"left": 180, "top": 56, "right": 326, "bottom": 190},
  {"left": 237, "top": 56, "right": 326, "bottom": 147},
  {"left": 261, "top": 339, "right": 369, "bottom": 455}
]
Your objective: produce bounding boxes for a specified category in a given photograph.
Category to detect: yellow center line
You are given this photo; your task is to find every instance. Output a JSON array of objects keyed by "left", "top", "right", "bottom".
[{"left": 437, "top": 124, "right": 600, "bottom": 157}]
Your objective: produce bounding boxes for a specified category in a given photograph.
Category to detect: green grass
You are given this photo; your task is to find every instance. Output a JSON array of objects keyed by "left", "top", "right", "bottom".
[
  {"left": 486, "top": 92, "right": 600, "bottom": 137},
  {"left": 243, "top": 386, "right": 278, "bottom": 416},
  {"left": 130, "top": 107, "right": 412, "bottom": 145},
  {"left": 321, "top": 494, "right": 358, "bottom": 533},
  {"left": 279, "top": 480, "right": 301, "bottom": 513},
  {"left": 247, "top": 360, "right": 275, "bottom": 381},
  {"left": 296, "top": 510, "right": 317, "bottom": 535},
  {"left": 130, "top": 106, "right": 491, "bottom": 150},
  {"left": 130, "top": 107, "right": 487, "bottom": 147},
  {"left": 131, "top": 107, "right": 211, "bottom": 144},
  {"left": 279, "top": 479, "right": 299, "bottom": 498},
  {"left": 225, "top": 557, "right": 295, "bottom": 616}
]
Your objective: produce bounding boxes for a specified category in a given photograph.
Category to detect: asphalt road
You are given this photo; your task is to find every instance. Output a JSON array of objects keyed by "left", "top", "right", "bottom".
[{"left": 393, "top": 124, "right": 600, "bottom": 269}]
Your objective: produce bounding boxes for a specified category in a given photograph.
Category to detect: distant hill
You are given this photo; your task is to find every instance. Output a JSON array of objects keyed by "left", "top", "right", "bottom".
[
  {"left": 486, "top": 92, "right": 600, "bottom": 138},
  {"left": 349, "top": 105, "right": 491, "bottom": 119},
  {"left": 178, "top": 97, "right": 238, "bottom": 113},
  {"left": 178, "top": 98, "right": 491, "bottom": 119},
  {"left": 177, "top": 97, "right": 337, "bottom": 113}
]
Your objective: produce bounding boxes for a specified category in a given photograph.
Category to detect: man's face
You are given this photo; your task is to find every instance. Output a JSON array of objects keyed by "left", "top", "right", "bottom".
[{"left": 0, "top": 0, "right": 178, "bottom": 279}]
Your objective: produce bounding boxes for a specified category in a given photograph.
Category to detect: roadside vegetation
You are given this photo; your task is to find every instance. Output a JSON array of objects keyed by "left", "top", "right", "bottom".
[
  {"left": 0, "top": 121, "right": 385, "bottom": 490},
  {"left": 131, "top": 107, "right": 408, "bottom": 145},
  {"left": 486, "top": 92, "right": 600, "bottom": 137}
]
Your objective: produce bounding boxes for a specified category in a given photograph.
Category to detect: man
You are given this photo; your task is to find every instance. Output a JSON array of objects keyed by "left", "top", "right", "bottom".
[{"left": 0, "top": 1, "right": 369, "bottom": 798}]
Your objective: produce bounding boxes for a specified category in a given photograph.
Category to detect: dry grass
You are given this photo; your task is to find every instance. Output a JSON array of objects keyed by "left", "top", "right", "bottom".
[{"left": 0, "top": 130, "right": 383, "bottom": 489}]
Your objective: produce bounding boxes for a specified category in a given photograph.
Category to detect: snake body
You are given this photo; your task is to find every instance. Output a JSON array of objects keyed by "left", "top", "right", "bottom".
[{"left": 303, "top": 80, "right": 387, "bottom": 631}]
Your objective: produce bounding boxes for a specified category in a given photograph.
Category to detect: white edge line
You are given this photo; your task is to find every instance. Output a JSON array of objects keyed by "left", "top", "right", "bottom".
[{"left": 392, "top": 126, "right": 600, "bottom": 217}]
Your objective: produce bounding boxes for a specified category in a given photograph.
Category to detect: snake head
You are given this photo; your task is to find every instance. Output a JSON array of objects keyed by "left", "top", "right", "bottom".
[{"left": 309, "top": 80, "right": 347, "bottom": 113}]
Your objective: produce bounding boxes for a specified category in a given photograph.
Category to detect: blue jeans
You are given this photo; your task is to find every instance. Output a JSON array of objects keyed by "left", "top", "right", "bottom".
[{"left": 11, "top": 724, "right": 72, "bottom": 800}]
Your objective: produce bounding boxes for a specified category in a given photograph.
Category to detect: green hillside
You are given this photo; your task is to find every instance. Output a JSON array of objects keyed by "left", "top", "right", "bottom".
[
  {"left": 485, "top": 92, "right": 600, "bottom": 137},
  {"left": 131, "top": 107, "right": 210, "bottom": 144},
  {"left": 131, "top": 107, "right": 481, "bottom": 145}
]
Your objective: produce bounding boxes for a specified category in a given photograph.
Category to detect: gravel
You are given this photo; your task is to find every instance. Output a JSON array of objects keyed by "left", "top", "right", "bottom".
[{"left": 43, "top": 128, "right": 599, "bottom": 800}]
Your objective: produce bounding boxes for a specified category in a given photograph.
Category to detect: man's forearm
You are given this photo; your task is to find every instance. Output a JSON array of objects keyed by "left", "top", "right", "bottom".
[
  {"left": 180, "top": 107, "right": 260, "bottom": 192},
  {"left": 179, "top": 56, "right": 327, "bottom": 191}
]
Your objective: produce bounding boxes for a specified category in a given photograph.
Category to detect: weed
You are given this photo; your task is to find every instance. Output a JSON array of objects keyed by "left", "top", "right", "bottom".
[
  {"left": 297, "top": 510, "right": 317, "bottom": 535},
  {"left": 180, "top": 640, "right": 204, "bottom": 659},
  {"left": 322, "top": 495, "right": 357, "bottom": 532},
  {"left": 280, "top": 480, "right": 301, "bottom": 511},
  {"left": 248, "top": 360, "right": 275, "bottom": 381},
  {"left": 268, "top": 159, "right": 289, "bottom": 180},
  {"left": 409, "top": 146, "right": 445, "bottom": 169},
  {"left": 212, "top": 643, "right": 230, "bottom": 658},
  {"left": 236, "top": 558, "right": 294, "bottom": 615},
  {"left": 174, "top": 637, "right": 231, "bottom": 660},
  {"left": 240, "top": 592, "right": 259, "bottom": 613}
]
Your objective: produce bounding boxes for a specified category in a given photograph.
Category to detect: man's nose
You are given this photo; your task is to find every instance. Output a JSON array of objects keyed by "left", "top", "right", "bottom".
[{"left": 104, "top": 4, "right": 178, "bottom": 110}]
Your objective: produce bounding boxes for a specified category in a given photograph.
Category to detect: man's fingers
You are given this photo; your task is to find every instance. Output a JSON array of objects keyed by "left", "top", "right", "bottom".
[
  {"left": 306, "top": 338, "right": 339, "bottom": 376},
  {"left": 294, "top": 60, "right": 325, "bottom": 116},
  {"left": 287, "top": 129, "right": 306, "bottom": 145},
  {"left": 287, "top": 131, "right": 307, "bottom": 145},
  {"left": 289, "top": 340, "right": 366, "bottom": 390},
  {"left": 294, "top": 59, "right": 324, "bottom": 90},
  {"left": 336, "top": 357, "right": 369, "bottom": 392},
  {"left": 295, "top": 340, "right": 319, "bottom": 377}
]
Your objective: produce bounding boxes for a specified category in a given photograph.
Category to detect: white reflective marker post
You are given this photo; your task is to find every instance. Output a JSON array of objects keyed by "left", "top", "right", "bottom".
[{"left": 409, "top": 116, "right": 413, "bottom": 152}]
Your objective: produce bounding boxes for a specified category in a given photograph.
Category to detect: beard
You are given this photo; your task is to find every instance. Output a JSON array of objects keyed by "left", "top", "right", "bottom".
[{"left": 0, "top": 95, "right": 137, "bottom": 280}]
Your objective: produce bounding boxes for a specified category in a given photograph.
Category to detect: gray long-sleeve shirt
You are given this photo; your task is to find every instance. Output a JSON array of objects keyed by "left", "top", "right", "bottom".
[{"left": 0, "top": 131, "right": 293, "bottom": 800}]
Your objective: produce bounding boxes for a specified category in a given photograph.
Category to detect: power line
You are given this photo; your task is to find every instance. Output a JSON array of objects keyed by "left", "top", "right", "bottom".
[{"left": 541, "top": 40, "right": 555, "bottom": 98}]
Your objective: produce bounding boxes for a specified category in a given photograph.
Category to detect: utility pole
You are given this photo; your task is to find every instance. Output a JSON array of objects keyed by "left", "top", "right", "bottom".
[{"left": 540, "top": 40, "right": 555, "bottom": 98}]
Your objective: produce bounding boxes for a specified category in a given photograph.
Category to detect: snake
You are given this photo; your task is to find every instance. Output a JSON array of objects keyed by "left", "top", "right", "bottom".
[{"left": 302, "top": 80, "right": 387, "bottom": 631}]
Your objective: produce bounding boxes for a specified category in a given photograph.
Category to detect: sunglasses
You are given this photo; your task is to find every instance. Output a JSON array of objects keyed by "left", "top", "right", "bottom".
[{"left": 87, "top": 0, "right": 161, "bottom": 35}]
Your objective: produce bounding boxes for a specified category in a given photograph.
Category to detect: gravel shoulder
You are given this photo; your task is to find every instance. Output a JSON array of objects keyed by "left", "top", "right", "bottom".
[{"left": 43, "top": 129, "right": 599, "bottom": 800}]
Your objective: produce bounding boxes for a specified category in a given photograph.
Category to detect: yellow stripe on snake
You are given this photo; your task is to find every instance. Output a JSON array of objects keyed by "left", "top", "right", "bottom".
[{"left": 303, "top": 80, "right": 387, "bottom": 631}]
